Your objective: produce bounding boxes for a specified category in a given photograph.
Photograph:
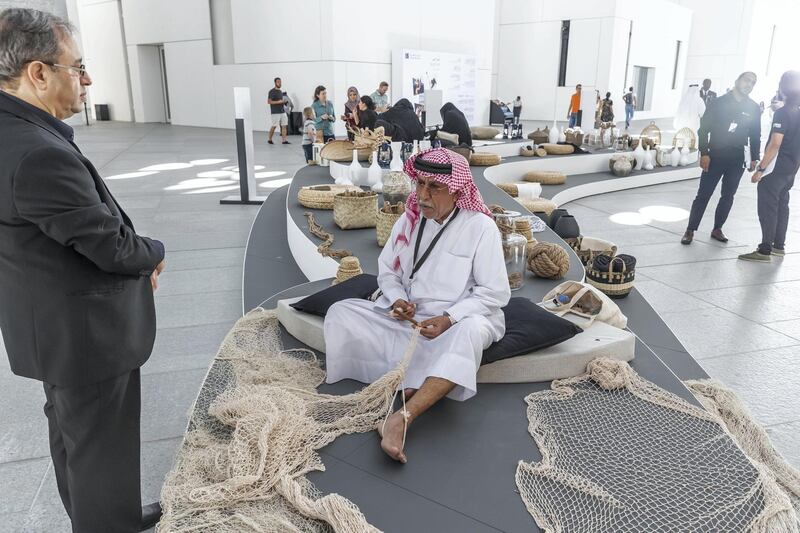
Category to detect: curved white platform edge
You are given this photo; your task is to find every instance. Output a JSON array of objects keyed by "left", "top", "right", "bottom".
[
  {"left": 286, "top": 208, "right": 339, "bottom": 282},
  {"left": 483, "top": 152, "right": 699, "bottom": 183},
  {"left": 550, "top": 166, "right": 699, "bottom": 206}
]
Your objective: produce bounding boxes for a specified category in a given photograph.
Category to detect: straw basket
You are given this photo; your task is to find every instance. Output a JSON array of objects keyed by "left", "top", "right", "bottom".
[
  {"left": 376, "top": 202, "right": 405, "bottom": 246},
  {"left": 320, "top": 140, "right": 371, "bottom": 162},
  {"left": 520, "top": 145, "right": 547, "bottom": 157},
  {"left": 673, "top": 127, "right": 698, "bottom": 150},
  {"left": 470, "top": 152, "right": 502, "bottom": 166},
  {"left": 586, "top": 254, "right": 636, "bottom": 299},
  {"left": 540, "top": 143, "right": 574, "bottom": 155},
  {"left": 517, "top": 197, "right": 557, "bottom": 215},
  {"left": 471, "top": 126, "right": 500, "bottom": 140},
  {"left": 298, "top": 184, "right": 362, "bottom": 210},
  {"left": 640, "top": 121, "right": 662, "bottom": 145},
  {"left": 333, "top": 256, "right": 363, "bottom": 285},
  {"left": 523, "top": 170, "right": 566, "bottom": 185},
  {"left": 333, "top": 190, "right": 378, "bottom": 229}
]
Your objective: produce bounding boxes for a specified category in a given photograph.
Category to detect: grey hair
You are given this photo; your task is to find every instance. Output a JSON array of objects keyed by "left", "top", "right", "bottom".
[{"left": 0, "top": 8, "right": 74, "bottom": 87}]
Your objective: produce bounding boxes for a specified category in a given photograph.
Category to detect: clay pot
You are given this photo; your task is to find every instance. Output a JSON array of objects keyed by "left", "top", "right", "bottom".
[{"left": 554, "top": 214, "right": 581, "bottom": 239}]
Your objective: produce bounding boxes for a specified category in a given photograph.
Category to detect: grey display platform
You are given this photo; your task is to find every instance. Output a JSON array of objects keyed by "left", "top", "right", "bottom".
[{"left": 229, "top": 158, "right": 711, "bottom": 531}]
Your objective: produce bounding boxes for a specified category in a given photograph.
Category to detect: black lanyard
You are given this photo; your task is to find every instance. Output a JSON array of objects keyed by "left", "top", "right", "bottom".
[{"left": 410, "top": 208, "right": 460, "bottom": 280}]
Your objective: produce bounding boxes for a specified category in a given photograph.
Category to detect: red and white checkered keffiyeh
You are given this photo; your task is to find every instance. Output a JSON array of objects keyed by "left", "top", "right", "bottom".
[{"left": 391, "top": 147, "right": 491, "bottom": 271}]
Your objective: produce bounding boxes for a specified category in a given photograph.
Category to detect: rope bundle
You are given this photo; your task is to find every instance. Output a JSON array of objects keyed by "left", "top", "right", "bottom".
[
  {"left": 304, "top": 212, "right": 352, "bottom": 259},
  {"left": 527, "top": 242, "right": 570, "bottom": 279}
]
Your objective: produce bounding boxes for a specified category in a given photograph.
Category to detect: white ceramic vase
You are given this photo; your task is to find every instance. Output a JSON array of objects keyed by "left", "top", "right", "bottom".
[
  {"left": 412, "top": 139, "right": 419, "bottom": 154},
  {"left": 368, "top": 152, "right": 382, "bottom": 192},
  {"left": 643, "top": 146, "right": 654, "bottom": 170},
  {"left": 549, "top": 122, "right": 560, "bottom": 144},
  {"left": 348, "top": 149, "right": 361, "bottom": 185},
  {"left": 679, "top": 146, "right": 690, "bottom": 166},
  {"left": 419, "top": 140, "right": 431, "bottom": 151},
  {"left": 633, "top": 141, "right": 646, "bottom": 170},
  {"left": 389, "top": 142, "right": 403, "bottom": 171},
  {"left": 669, "top": 146, "right": 681, "bottom": 167}
]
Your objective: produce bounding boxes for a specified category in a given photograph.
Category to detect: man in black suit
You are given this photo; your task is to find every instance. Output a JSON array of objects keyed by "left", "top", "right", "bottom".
[
  {"left": 0, "top": 9, "right": 164, "bottom": 532},
  {"left": 699, "top": 78, "right": 717, "bottom": 104}
]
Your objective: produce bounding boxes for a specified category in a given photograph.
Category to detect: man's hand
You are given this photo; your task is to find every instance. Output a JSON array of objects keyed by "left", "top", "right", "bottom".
[
  {"left": 151, "top": 260, "right": 165, "bottom": 292},
  {"left": 748, "top": 160, "right": 758, "bottom": 172},
  {"left": 419, "top": 315, "right": 452, "bottom": 340},
  {"left": 391, "top": 299, "right": 416, "bottom": 320},
  {"left": 752, "top": 170, "right": 764, "bottom": 183},
  {"left": 700, "top": 155, "right": 711, "bottom": 172}
]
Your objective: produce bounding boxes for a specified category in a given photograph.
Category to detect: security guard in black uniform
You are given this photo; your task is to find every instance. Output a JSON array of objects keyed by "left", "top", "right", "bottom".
[{"left": 682, "top": 72, "right": 761, "bottom": 245}]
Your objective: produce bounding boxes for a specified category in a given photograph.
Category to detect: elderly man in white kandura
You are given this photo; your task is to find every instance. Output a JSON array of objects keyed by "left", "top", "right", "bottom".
[{"left": 324, "top": 148, "right": 510, "bottom": 463}]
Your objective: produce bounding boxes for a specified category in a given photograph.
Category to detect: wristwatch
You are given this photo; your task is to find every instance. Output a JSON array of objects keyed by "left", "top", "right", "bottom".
[{"left": 757, "top": 166, "right": 767, "bottom": 172}]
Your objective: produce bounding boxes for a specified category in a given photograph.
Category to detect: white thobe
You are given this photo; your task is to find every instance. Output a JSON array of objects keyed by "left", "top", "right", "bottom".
[{"left": 324, "top": 209, "right": 511, "bottom": 401}]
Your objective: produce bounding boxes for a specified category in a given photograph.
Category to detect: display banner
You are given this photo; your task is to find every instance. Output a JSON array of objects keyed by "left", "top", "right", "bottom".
[{"left": 392, "top": 49, "right": 477, "bottom": 124}]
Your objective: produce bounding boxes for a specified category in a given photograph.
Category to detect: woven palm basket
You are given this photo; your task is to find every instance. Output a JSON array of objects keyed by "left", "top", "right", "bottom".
[
  {"left": 320, "top": 140, "right": 371, "bottom": 162},
  {"left": 497, "top": 183, "right": 519, "bottom": 197},
  {"left": 517, "top": 197, "right": 557, "bottom": 215},
  {"left": 640, "top": 121, "right": 662, "bottom": 145},
  {"left": 586, "top": 255, "right": 635, "bottom": 299},
  {"left": 528, "top": 128, "right": 549, "bottom": 145},
  {"left": 523, "top": 170, "right": 566, "bottom": 185},
  {"left": 470, "top": 126, "right": 500, "bottom": 140},
  {"left": 470, "top": 152, "right": 502, "bottom": 166},
  {"left": 333, "top": 256, "right": 363, "bottom": 285},
  {"left": 520, "top": 146, "right": 547, "bottom": 157},
  {"left": 298, "top": 184, "right": 362, "bottom": 210},
  {"left": 333, "top": 191, "right": 378, "bottom": 229},
  {"left": 673, "top": 127, "right": 698, "bottom": 150},
  {"left": 376, "top": 202, "right": 405, "bottom": 246},
  {"left": 540, "top": 143, "right": 574, "bottom": 155}
]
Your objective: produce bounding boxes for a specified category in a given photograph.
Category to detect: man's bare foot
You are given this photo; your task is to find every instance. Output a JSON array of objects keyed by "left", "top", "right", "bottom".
[
  {"left": 379, "top": 410, "right": 409, "bottom": 463},
  {"left": 403, "top": 388, "right": 417, "bottom": 400}
]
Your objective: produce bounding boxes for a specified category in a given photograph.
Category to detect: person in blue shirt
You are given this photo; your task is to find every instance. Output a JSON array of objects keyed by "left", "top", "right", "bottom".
[{"left": 311, "top": 85, "right": 335, "bottom": 142}]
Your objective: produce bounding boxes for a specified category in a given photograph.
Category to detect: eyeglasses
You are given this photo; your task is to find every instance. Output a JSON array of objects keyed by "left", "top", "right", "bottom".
[
  {"left": 415, "top": 179, "right": 450, "bottom": 195},
  {"left": 25, "top": 60, "right": 88, "bottom": 77}
]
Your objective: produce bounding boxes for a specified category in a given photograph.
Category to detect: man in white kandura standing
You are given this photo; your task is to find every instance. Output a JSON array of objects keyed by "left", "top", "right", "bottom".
[{"left": 323, "top": 148, "right": 510, "bottom": 464}]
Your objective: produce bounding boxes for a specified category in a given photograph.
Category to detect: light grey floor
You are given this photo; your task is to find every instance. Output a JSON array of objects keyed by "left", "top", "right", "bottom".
[{"left": 0, "top": 120, "right": 796, "bottom": 532}]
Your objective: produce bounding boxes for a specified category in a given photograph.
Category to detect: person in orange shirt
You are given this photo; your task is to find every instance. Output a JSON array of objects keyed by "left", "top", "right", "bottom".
[{"left": 567, "top": 83, "right": 582, "bottom": 128}]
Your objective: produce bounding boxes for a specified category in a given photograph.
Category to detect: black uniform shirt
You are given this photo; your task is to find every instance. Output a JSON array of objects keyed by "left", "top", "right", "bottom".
[
  {"left": 770, "top": 104, "right": 800, "bottom": 176},
  {"left": 698, "top": 91, "right": 761, "bottom": 160}
]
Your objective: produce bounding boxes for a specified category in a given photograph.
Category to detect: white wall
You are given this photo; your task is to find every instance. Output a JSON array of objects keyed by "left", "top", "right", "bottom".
[
  {"left": 75, "top": 0, "right": 132, "bottom": 121},
  {"left": 163, "top": 40, "right": 217, "bottom": 128},
  {"left": 495, "top": 0, "right": 690, "bottom": 124},
  {"left": 121, "top": 0, "right": 211, "bottom": 44}
]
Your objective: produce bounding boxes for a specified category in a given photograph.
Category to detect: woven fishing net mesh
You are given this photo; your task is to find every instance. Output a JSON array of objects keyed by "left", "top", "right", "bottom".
[
  {"left": 158, "top": 308, "right": 418, "bottom": 532},
  {"left": 516, "top": 358, "right": 800, "bottom": 532}
]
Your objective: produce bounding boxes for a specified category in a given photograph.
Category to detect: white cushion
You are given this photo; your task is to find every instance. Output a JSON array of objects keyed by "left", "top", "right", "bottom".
[
  {"left": 277, "top": 297, "right": 327, "bottom": 353},
  {"left": 476, "top": 319, "right": 635, "bottom": 383},
  {"left": 276, "top": 297, "right": 636, "bottom": 383}
]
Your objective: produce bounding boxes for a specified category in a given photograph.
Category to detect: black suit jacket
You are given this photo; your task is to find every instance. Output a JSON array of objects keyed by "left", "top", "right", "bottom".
[{"left": 0, "top": 93, "right": 164, "bottom": 386}]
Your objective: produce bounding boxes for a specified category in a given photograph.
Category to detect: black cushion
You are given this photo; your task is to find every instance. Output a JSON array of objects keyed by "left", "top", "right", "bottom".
[
  {"left": 290, "top": 274, "right": 378, "bottom": 317},
  {"left": 481, "top": 297, "right": 583, "bottom": 365}
]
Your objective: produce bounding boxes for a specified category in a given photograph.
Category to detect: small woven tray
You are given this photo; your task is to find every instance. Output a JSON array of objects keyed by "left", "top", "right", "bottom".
[
  {"left": 523, "top": 170, "right": 566, "bottom": 185},
  {"left": 298, "top": 184, "right": 362, "bottom": 210}
]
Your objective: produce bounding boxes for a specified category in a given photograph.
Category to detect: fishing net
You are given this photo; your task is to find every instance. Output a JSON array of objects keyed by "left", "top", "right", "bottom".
[
  {"left": 515, "top": 358, "right": 800, "bottom": 532},
  {"left": 158, "top": 308, "right": 419, "bottom": 532}
]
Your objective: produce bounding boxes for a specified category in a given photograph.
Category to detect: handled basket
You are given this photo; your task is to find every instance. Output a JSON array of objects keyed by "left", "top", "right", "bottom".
[
  {"left": 333, "top": 191, "right": 378, "bottom": 229},
  {"left": 377, "top": 202, "right": 405, "bottom": 246},
  {"left": 586, "top": 254, "right": 635, "bottom": 299}
]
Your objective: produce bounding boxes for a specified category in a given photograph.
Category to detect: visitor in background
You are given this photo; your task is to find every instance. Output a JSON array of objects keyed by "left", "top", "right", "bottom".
[
  {"left": 353, "top": 95, "right": 377, "bottom": 130},
  {"left": 440, "top": 102, "right": 472, "bottom": 146},
  {"left": 371, "top": 81, "right": 390, "bottom": 112},
  {"left": 377, "top": 98, "right": 424, "bottom": 142},
  {"left": 623, "top": 87, "right": 636, "bottom": 128},
  {"left": 740, "top": 71, "right": 800, "bottom": 262},
  {"left": 342, "top": 86, "right": 359, "bottom": 140},
  {"left": 600, "top": 91, "right": 615, "bottom": 123},
  {"left": 302, "top": 107, "right": 316, "bottom": 164},
  {"left": 268, "top": 77, "right": 289, "bottom": 145},
  {"left": 567, "top": 84, "right": 581, "bottom": 128},
  {"left": 682, "top": 71, "right": 761, "bottom": 245},
  {"left": 673, "top": 84, "right": 706, "bottom": 132},
  {"left": 699, "top": 78, "right": 717, "bottom": 104},
  {"left": 312, "top": 85, "right": 335, "bottom": 142},
  {"left": 513, "top": 96, "right": 522, "bottom": 121}
]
